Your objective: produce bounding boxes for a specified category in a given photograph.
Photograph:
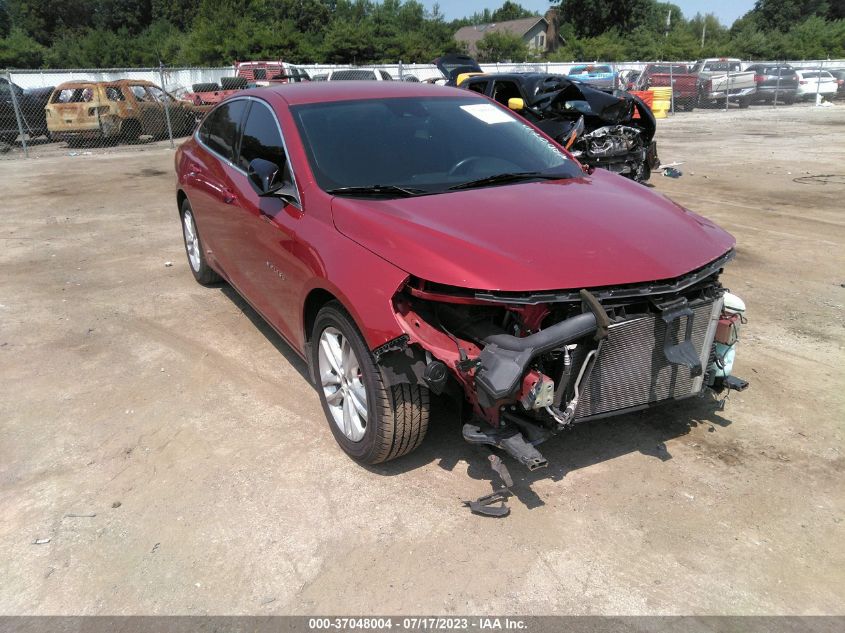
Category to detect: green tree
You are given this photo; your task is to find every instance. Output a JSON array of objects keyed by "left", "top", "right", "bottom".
[
  {"left": 475, "top": 31, "right": 528, "bottom": 61},
  {"left": 151, "top": 0, "right": 200, "bottom": 30},
  {"left": 6, "top": 0, "right": 95, "bottom": 45},
  {"left": 491, "top": 2, "right": 536, "bottom": 22},
  {"left": 0, "top": 1, "right": 10, "bottom": 38},
  {"left": 0, "top": 27, "right": 44, "bottom": 66},
  {"left": 559, "top": 0, "right": 653, "bottom": 38},
  {"left": 747, "top": 0, "right": 830, "bottom": 32},
  {"left": 94, "top": 0, "right": 153, "bottom": 34}
]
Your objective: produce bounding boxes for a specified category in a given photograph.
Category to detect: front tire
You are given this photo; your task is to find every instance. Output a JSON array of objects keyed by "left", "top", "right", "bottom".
[
  {"left": 310, "top": 302, "right": 430, "bottom": 465},
  {"left": 180, "top": 198, "right": 220, "bottom": 285}
]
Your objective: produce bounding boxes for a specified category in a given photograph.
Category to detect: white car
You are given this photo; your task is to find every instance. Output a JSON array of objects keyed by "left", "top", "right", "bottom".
[
  {"left": 326, "top": 68, "right": 393, "bottom": 81},
  {"left": 795, "top": 70, "right": 838, "bottom": 99}
]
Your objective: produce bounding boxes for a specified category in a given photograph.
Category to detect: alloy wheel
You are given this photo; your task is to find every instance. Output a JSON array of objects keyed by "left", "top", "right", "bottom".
[
  {"left": 318, "top": 326, "right": 368, "bottom": 442},
  {"left": 182, "top": 209, "right": 201, "bottom": 272}
]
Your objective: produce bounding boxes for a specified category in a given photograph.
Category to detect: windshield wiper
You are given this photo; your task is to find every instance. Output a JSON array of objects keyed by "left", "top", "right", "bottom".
[
  {"left": 326, "top": 184, "right": 425, "bottom": 198},
  {"left": 448, "top": 171, "right": 569, "bottom": 191}
]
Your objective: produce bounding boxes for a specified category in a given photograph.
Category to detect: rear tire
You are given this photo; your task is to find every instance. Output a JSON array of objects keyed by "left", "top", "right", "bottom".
[
  {"left": 310, "top": 302, "right": 430, "bottom": 465},
  {"left": 180, "top": 198, "right": 220, "bottom": 285},
  {"left": 738, "top": 96, "right": 750, "bottom": 109}
]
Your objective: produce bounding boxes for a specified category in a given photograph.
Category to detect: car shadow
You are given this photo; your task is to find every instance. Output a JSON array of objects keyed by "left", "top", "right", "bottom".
[
  {"left": 218, "top": 284, "right": 311, "bottom": 383},
  {"left": 370, "top": 393, "right": 734, "bottom": 511},
  {"left": 216, "top": 282, "right": 734, "bottom": 512}
]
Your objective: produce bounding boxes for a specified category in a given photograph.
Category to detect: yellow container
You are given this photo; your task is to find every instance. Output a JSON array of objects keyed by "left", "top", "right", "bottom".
[
  {"left": 650, "top": 86, "right": 673, "bottom": 100},
  {"left": 649, "top": 86, "right": 672, "bottom": 118}
]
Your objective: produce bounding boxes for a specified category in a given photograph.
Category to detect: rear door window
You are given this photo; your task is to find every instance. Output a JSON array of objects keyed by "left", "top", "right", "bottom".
[
  {"left": 130, "top": 85, "right": 150, "bottom": 101},
  {"left": 198, "top": 99, "right": 249, "bottom": 163},
  {"left": 237, "top": 101, "right": 286, "bottom": 171},
  {"left": 466, "top": 80, "right": 489, "bottom": 94},
  {"left": 52, "top": 87, "right": 96, "bottom": 103},
  {"left": 145, "top": 85, "right": 172, "bottom": 102},
  {"left": 104, "top": 86, "right": 125, "bottom": 101}
]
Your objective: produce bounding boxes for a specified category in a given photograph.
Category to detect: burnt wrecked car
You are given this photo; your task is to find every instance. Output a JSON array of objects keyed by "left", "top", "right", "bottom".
[
  {"left": 175, "top": 82, "right": 747, "bottom": 497},
  {"left": 46, "top": 80, "right": 201, "bottom": 143},
  {"left": 459, "top": 72, "right": 659, "bottom": 182}
]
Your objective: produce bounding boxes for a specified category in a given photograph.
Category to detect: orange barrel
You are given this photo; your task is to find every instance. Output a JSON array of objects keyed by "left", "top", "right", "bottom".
[{"left": 629, "top": 90, "right": 654, "bottom": 118}]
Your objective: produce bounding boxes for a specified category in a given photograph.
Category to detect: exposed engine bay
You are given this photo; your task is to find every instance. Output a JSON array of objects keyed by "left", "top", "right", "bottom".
[
  {"left": 525, "top": 77, "right": 660, "bottom": 182},
  {"left": 377, "top": 250, "right": 747, "bottom": 512},
  {"left": 570, "top": 124, "right": 654, "bottom": 181}
]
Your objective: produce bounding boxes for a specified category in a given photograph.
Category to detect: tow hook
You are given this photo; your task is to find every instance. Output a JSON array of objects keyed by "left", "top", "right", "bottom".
[{"left": 463, "top": 454, "right": 514, "bottom": 518}]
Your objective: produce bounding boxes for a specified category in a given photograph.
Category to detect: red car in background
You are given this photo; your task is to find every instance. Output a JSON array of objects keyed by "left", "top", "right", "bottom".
[
  {"left": 235, "top": 61, "right": 311, "bottom": 85},
  {"left": 635, "top": 63, "right": 700, "bottom": 110},
  {"left": 183, "top": 77, "right": 249, "bottom": 106},
  {"left": 175, "top": 82, "right": 746, "bottom": 474}
]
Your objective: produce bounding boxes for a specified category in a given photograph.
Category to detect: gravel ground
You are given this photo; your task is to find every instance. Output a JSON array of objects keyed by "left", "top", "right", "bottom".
[{"left": 1, "top": 102, "right": 843, "bottom": 615}]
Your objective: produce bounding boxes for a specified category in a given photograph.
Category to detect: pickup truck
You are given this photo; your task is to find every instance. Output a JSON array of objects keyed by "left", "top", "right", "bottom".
[
  {"left": 635, "top": 63, "right": 699, "bottom": 111},
  {"left": 567, "top": 64, "right": 619, "bottom": 92},
  {"left": 691, "top": 58, "right": 756, "bottom": 108}
]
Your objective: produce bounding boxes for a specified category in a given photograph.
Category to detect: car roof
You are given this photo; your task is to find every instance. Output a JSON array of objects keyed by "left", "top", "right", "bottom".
[
  {"left": 243, "top": 81, "right": 469, "bottom": 105},
  {"left": 54, "top": 79, "right": 156, "bottom": 89}
]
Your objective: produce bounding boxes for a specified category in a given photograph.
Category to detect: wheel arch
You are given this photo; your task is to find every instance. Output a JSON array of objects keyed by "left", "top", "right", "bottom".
[
  {"left": 303, "top": 287, "right": 339, "bottom": 345},
  {"left": 176, "top": 189, "right": 188, "bottom": 215}
]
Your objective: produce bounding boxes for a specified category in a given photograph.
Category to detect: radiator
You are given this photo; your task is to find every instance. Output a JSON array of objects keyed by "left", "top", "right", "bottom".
[{"left": 574, "top": 298, "right": 722, "bottom": 420}]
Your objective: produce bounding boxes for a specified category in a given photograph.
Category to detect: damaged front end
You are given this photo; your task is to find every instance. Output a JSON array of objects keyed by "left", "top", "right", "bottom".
[
  {"left": 378, "top": 250, "right": 747, "bottom": 476},
  {"left": 525, "top": 78, "right": 659, "bottom": 182},
  {"left": 569, "top": 124, "right": 658, "bottom": 182}
]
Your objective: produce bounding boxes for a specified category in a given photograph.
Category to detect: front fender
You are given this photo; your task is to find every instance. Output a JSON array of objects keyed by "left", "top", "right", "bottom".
[{"left": 298, "top": 230, "right": 409, "bottom": 353}]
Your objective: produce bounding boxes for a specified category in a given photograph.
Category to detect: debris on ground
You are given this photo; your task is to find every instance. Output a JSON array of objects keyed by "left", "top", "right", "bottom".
[
  {"left": 32, "top": 538, "right": 51, "bottom": 545},
  {"left": 164, "top": 261, "right": 173, "bottom": 267},
  {"left": 64, "top": 513, "right": 96, "bottom": 518}
]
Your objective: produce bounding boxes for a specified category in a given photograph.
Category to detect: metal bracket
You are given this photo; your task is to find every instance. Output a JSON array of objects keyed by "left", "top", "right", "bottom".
[
  {"left": 659, "top": 298, "right": 702, "bottom": 377},
  {"left": 464, "top": 454, "right": 513, "bottom": 517}
]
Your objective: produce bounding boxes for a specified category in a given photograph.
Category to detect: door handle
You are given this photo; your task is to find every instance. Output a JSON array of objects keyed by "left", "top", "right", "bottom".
[{"left": 221, "top": 189, "right": 237, "bottom": 204}]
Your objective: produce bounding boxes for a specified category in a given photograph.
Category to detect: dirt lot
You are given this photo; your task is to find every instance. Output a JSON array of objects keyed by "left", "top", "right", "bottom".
[{"left": 1, "top": 103, "right": 843, "bottom": 616}]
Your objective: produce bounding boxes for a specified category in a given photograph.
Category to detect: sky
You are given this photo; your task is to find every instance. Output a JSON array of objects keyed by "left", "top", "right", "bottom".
[{"left": 422, "top": 0, "right": 757, "bottom": 27}]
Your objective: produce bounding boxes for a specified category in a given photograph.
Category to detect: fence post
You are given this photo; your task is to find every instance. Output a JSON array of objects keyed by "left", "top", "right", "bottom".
[
  {"left": 669, "top": 63, "right": 675, "bottom": 114},
  {"left": 159, "top": 62, "right": 175, "bottom": 149},
  {"left": 773, "top": 62, "right": 781, "bottom": 107},
  {"left": 725, "top": 64, "right": 730, "bottom": 111},
  {"left": 5, "top": 70, "right": 29, "bottom": 157},
  {"left": 815, "top": 60, "right": 823, "bottom": 104}
]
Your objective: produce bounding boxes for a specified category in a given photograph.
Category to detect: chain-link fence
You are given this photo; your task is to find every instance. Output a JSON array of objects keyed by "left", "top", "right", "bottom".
[
  {"left": 0, "top": 66, "right": 232, "bottom": 159},
  {"left": 2, "top": 60, "right": 843, "bottom": 159}
]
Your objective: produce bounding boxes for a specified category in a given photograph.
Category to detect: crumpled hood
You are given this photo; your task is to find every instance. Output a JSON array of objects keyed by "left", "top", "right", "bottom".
[{"left": 331, "top": 170, "right": 735, "bottom": 292}]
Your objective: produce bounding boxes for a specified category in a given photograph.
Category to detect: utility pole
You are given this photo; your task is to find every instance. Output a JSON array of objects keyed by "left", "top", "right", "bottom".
[{"left": 701, "top": 21, "right": 706, "bottom": 48}]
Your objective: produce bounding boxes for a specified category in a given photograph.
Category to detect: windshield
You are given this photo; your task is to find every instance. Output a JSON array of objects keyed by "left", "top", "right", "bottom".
[
  {"left": 650, "top": 65, "right": 689, "bottom": 74},
  {"left": 697, "top": 61, "right": 742, "bottom": 73},
  {"left": 291, "top": 96, "right": 581, "bottom": 195},
  {"left": 571, "top": 65, "right": 612, "bottom": 74}
]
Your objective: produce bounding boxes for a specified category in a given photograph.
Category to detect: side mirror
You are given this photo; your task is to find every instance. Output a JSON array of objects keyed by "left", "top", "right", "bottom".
[
  {"left": 507, "top": 97, "right": 524, "bottom": 111},
  {"left": 248, "top": 157, "right": 280, "bottom": 194},
  {"left": 248, "top": 157, "right": 298, "bottom": 202}
]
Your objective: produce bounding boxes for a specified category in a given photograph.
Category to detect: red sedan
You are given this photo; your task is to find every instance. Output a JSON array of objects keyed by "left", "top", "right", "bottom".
[{"left": 175, "top": 81, "right": 746, "bottom": 472}]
